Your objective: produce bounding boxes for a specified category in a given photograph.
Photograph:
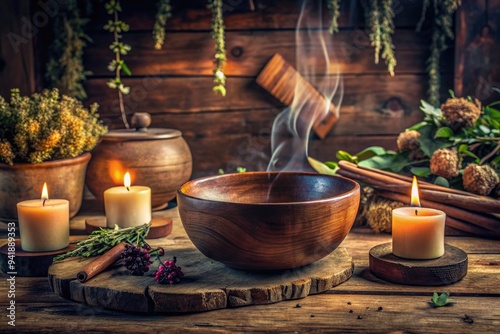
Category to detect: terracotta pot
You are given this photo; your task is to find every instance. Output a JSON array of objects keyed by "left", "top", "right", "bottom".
[
  {"left": 0, "top": 153, "right": 91, "bottom": 221},
  {"left": 85, "top": 114, "right": 192, "bottom": 210}
]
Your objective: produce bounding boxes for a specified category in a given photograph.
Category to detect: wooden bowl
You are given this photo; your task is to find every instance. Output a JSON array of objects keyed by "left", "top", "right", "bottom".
[{"left": 177, "top": 172, "right": 360, "bottom": 270}]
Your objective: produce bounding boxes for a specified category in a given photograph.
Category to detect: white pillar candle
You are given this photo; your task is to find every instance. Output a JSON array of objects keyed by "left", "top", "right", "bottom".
[
  {"left": 17, "top": 183, "right": 69, "bottom": 252},
  {"left": 104, "top": 172, "right": 151, "bottom": 228},
  {"left": 392, "top": 176, "right": 446, "bottom": 260},
  {"left": 392, "top": 207, "right": 446, "bottom": 259}
]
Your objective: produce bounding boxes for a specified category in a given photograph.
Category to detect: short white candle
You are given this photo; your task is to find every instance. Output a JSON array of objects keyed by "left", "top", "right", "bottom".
[
  {"left": 104, "top": 172, "right": 151, "bottom": 228},
  {"left": 17, "top": 183, "right": 69, "bottom": 252},
  {"left": 392, "top": 176, "right": 446, "bottom": 260}
]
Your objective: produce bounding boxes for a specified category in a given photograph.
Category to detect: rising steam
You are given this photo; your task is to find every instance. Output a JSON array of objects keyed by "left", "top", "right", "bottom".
[{"left": 267, "top": 0, "right": 343, "bottom": 172}]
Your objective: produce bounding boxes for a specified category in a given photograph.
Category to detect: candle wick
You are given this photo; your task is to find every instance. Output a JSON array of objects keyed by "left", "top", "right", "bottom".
[
  {"left": 126, "top": 186, "right": 130, "bottom": 192},
  {"left": 43, "top": 198, "right": 47, "bottom": 206},
  {"left": 415, "top": 209, "right": 418, "bottom": 216}
]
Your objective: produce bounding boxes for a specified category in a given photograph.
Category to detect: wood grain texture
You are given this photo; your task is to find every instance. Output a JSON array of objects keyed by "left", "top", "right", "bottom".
[
  {"left": 178, "top": 172, "right": 360, "bottom": 270},
  {"left": 454, "top": 0, "right": 500, "bottom": 104},
  {"left": 369, "top": 243, "right": 468, "bottom": 286},
  {"left": 85, "top": 0, "right": 433, "bottom": 32},
  {"left": 86, "top": 74, "right": 438, "bottom": 120},
  {"left": 0, "top": 1, "right": 35, "bottom": 96},
  {"left": 84, "top": 30, "right": 453, "bottom": 77},
  {"left": 48, "top": 244, "right": 354, "bottom": 313},
  {"left": 26, "top": 0, "right": 456, "bottom": 178}
]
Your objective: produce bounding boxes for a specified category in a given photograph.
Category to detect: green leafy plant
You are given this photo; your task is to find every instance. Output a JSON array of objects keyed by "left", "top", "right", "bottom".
[
  {"left": 104, "top": 0, "right": 132, "bottom": 128},
  {"left": 431, "top": 291, "right": 455, "bottom": 307},
  {"left": 312, "top": 92, "right": 500, "bottom": 196},
  {"left": 153, "top": 0, "right": 172, "bottom": 50},
  {"left": 0, "top": 88, "right": 107, "bottom": 165},
  {"left": 208, "top": 0, "right": 227, "bottom": 96},
  {"left": 45, "top": 0, "right": 92, "bottom": 100}
]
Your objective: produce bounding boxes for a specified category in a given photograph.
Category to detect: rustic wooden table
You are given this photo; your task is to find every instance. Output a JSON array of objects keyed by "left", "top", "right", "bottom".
[{"left": 1, "top": 203, "right": 499, "bottom": 333}]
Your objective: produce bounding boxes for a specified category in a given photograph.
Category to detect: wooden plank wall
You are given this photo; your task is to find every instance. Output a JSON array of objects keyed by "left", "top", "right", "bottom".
[
  {"left": 0, "top": 1, "right": 36, "bottom": 97},
  {"left": 61, "top": 1, "right": 454, "bottom": 177}
]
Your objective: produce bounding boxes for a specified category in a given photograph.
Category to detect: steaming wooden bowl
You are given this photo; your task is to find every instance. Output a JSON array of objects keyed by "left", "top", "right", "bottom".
[{"left": 177, "top": 172, "right": 360, "bottom": 270}]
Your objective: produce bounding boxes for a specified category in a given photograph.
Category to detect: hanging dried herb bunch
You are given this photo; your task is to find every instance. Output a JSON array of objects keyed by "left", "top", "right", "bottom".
[
  {"left": 327, "top": 0, "right": 341, "bottom": 34},
  {"left": 418, "top": 0, "right": 461, "bottom": 106},
  {"left": 104, "top": 0, "right": 132, "bottom": 128},
  {"left": 208, "top": 0, "right": 227, "bottom": 96},
  {"left": 153, "top": 0, "right": 172, "bottom": 50},
  {"left": 362, "top": 0, "right": 397, "bottom": 76},
  {"left": 46, "top": 0, "right": 91, "bottom": 100}
]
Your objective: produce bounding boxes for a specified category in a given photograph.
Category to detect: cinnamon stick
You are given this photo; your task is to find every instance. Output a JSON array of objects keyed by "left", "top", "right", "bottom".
[
  {"left": 376, "top": 190, "right": 500, "bottom": 234},
  {"left": 337, "top": 161, "right": 500, "bottom": 214},
  {"left": 355, "top": 162, "right": 481, "bottom": 198},
  {"left": 77, "top": 242, "right": 126, "bottom": 283},
  {"left": 339, "top": 160, "right": 479, "bottom": 197}
]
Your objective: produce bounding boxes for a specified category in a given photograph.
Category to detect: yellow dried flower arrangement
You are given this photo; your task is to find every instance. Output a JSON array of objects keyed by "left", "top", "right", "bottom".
[{"left": 0, "top": 88, "right": 107, "bottom": 165}]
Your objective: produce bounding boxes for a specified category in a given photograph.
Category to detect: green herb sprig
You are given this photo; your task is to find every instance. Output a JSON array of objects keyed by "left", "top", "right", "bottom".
[
  {"left": 104, "top": 0, "right": 132, "bottom": 128},
  {"left": 417, "top": 0, "right": 461, "bottom": 106},
  {"left": 208, "top": 0, "right": 226, "bottom": 96},
  {"left": 153, "top": 0, "right": 172, "bottom": 50},
  {"left": 362, "top": 0, "right": 396, "bottom": 76},
  {"left": 327, "top": 0, "right": 341, "bottom": 34},
  {"left": 431, "top": 291, "right": 455, "bottom": 307},
  {"left": 53, "top": 223, "right": 151, "bottom": 261},
  {"left": 46, "top": 0, "right": 91, "bottom": 100}
]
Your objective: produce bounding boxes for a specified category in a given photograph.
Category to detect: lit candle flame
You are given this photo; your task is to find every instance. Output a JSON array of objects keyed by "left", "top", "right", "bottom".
[
  {"left": 410, "top": 176, "right": 421, "bottom": 207},
  {"left": 41, "top": 182, "right": 49, "bottom": 206},
  {"left": 124, "top": 172, "right": 131, "bottom": 191}
]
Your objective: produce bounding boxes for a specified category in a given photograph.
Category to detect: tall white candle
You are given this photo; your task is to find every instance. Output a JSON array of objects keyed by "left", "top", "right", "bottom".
[
  {"left": 392, "top": 176, "right": 446, "bottom": 260},
  {"left": 17, "top": 183, "right": 69, "bottom": 252},
  {"left": 104, "top": 172, "right": 151, "bottom": 228}
]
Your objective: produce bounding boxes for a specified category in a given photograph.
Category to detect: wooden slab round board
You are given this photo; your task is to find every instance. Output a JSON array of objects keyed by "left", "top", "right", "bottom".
[
  {"left": 369, "top": 243, "right": 468, "bottom": 286},
  {"left": 48, "top": 244, "right": 354, "bottom": 313}
]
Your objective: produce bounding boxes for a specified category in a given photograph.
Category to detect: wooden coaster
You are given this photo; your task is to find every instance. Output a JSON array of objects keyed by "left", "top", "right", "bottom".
[
  {"left": 369, "top": 243, "right": 468, "bottom": 286},
  {"left": 0, "top": 240, "right": 76, "bottom": 277},
  {"left": 85, "top": 217, "right": 173, "bottom": 239}
]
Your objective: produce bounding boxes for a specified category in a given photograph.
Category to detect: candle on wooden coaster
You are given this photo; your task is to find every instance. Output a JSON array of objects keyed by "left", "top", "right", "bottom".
[
  {"left": 17, "top": 183, "right": 69, "bottom": 252},
  {"left": 392, "top": 176, "right": 446, "bottom": 260},
  {"left": 104, "top": 172, "right": 151, "bottom": 228}
]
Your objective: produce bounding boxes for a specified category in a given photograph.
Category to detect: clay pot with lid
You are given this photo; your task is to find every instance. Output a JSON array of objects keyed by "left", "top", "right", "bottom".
[{"left": 85, "top": 113, "right": 192, "bottom": 210}]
